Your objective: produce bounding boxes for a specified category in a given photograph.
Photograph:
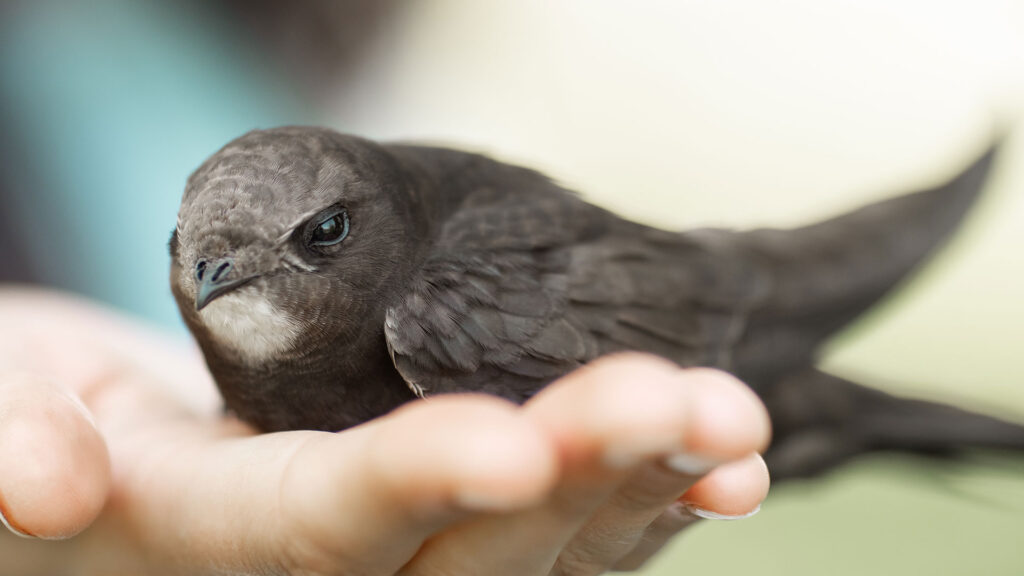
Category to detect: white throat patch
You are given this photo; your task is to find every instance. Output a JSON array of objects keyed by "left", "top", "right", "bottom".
[{"left": 198, "top": 290, "right": 300, "bottom": 363}]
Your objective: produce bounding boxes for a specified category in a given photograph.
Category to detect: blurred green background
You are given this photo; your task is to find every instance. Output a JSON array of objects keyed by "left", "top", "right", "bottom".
[{"left": 1, "top": 0, "right": 1022, "bottom": 574}]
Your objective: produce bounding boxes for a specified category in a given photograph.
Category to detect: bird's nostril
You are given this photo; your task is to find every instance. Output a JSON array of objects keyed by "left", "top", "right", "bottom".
[
  {"left": 211, "top": 260, "right": 233, "bottom": 283},
  {"left": 195, "top": 260, "right": 208, "bottom": 281}
]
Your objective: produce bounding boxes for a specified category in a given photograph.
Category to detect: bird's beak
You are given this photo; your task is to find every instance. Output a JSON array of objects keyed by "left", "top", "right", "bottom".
[
  {"left": 196, "top": 275, "right": 258, "bottom": 311},
  {"left": 194, "top": 257, "right": 259, "bottom": 311}
]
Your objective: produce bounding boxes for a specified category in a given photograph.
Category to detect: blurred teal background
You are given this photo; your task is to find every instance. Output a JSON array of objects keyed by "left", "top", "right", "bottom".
[
  {"left": 0, "top": 0, "right": 314, "bottom": 327},
  {"left": 1, "top": 0, "right": 1022, "bottom": 574}
]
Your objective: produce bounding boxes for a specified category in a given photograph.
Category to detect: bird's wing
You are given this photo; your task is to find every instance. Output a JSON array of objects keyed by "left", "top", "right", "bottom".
[
  {"left": 383, "top": 227, "right": 771, "bottom": 400},
  {"left": 384, "top": 182, "right": 613, "bottom": 400},
  {"left": 561, "top": 229, "right": 769, "bottom": 368},
  {"left": 722, "top": 141, "right": 999, "bottom": 385},
  {"left": 384, "top": 248, "right": 598, "bottom": 401},
  {"left": 382, "top": 182, "right": 767, "bottom": 399},
  {"left": 385, "top": 140, "right": 998, "bottom": 401},
  {"left": 761, "top": 368, "right": 1024, "bottom": 480}
]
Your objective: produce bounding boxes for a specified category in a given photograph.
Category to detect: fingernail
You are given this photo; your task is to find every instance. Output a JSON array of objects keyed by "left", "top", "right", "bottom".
[
  {"left": 683, "top": 503, "right": 761, "bottom": 521},
  {"left": 0, "top": 504, "right": 35, "bottom": 539},
  {"left": 0, "top": 408, "right": 36, "bottom": 539},
  {"left": 663, "top": 453, "right": 719, "bottom": 476}
]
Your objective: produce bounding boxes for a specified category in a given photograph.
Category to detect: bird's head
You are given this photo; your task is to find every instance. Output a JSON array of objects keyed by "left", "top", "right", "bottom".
[{"left": 170, "top": 127, "right": 429, "bottom": 365}]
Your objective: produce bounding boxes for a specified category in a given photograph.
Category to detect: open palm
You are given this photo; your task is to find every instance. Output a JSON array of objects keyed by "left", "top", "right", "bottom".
[{"left": 0, "top": 289, "right": 769, "bottom": 575}]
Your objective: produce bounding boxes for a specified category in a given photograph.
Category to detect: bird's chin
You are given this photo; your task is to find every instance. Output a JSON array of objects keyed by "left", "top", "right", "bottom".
[{"left": 197, "top": 289, "right": 301, "bottom": 364}]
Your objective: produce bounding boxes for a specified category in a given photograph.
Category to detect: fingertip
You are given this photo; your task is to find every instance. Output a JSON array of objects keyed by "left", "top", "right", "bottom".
[
  {"left": 680, "top": 453, "right": 770, "bottom": 518},
  {"left": 681, "top": 368, "right": 772, "bottom": 459},
  {"left": 0, "top": 375, "right": 111, "bottom": 539}
]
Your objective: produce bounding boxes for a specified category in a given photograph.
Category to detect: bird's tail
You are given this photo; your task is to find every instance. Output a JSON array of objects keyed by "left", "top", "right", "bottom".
[
  {"left": 728, "top": 140, "right": 1001, "bottom": 381},
  {"left": 763, "top": 369, "right": 1024, "bottom": 480}
]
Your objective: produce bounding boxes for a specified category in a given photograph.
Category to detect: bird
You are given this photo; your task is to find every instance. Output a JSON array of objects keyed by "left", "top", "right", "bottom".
[{"left": 170, "top": 126, "right": 1024, "bottom": 481}]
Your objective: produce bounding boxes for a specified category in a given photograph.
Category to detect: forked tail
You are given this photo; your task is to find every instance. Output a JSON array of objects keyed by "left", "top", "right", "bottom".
[
  {"left": 731, "top": 140, "right": 1001, "bottom": 381},
  {"left": 763, "top": 370, "right": 1024, "bottom": 480}
]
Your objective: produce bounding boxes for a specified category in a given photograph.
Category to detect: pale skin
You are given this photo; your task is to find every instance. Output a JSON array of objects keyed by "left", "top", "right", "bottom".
[{"left": 0, "top": 288, "right": 770, "bottom": 575}]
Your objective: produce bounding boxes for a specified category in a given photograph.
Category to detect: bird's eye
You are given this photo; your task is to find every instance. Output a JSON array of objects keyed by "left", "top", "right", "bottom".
[{"left": 308, "top": 209, "right": 350, "bottom": 247}]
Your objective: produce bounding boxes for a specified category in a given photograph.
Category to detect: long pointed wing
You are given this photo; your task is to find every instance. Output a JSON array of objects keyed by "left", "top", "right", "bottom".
[
  {"left": 762, "top": 368, "right": 1024, "bottom": 480},
  {"left": 721, "top": 142, "right": 1000, "bottom": 383},
  {"left": 384, "top": 141, "right": 998, "bottom": 401}
]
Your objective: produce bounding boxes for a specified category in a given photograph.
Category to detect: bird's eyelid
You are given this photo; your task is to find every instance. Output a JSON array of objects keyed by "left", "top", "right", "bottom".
[{"left": 277, "top": 207, "right": 325, "bottom": 246}]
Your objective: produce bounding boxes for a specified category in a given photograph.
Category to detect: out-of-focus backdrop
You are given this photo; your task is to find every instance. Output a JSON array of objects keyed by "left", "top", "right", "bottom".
[{"left": 1, "top": 0, "right": 1022, "bottom": 573}]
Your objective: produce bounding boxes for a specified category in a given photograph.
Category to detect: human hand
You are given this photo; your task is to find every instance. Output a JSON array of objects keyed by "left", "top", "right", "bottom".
[{"left": 0, "top": 289, "right": 770, "bottom": 575}]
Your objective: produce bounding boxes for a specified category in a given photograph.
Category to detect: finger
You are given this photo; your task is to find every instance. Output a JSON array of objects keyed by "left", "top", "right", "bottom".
[
  {"left": 275, "top": 394, "right": 559, "bottom": 575},
  {"left": 613, "top": 454, "right": 770, "bottom": 571},
  {"left": 399, "top": 353, "right": 702, "bottom": 576},
  {"left": 553, "top": 369, "right": 770, "bottom": 573},
  {"left": 0, "top": 374, "right": 110, "bottom": 539},
  {"left": 101, "top": 391, "right": 557, "bottom": 575}
]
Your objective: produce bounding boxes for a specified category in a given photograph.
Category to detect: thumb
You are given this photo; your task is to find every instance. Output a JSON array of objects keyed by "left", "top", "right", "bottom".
[{"left": 0, "top": 374, "right": 111, "bottom": 539}]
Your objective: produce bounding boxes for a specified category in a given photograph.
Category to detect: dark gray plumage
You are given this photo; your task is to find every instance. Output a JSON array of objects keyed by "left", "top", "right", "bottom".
[{"left": 170, "top": 126, "right": 1024, "bottom": 480}]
